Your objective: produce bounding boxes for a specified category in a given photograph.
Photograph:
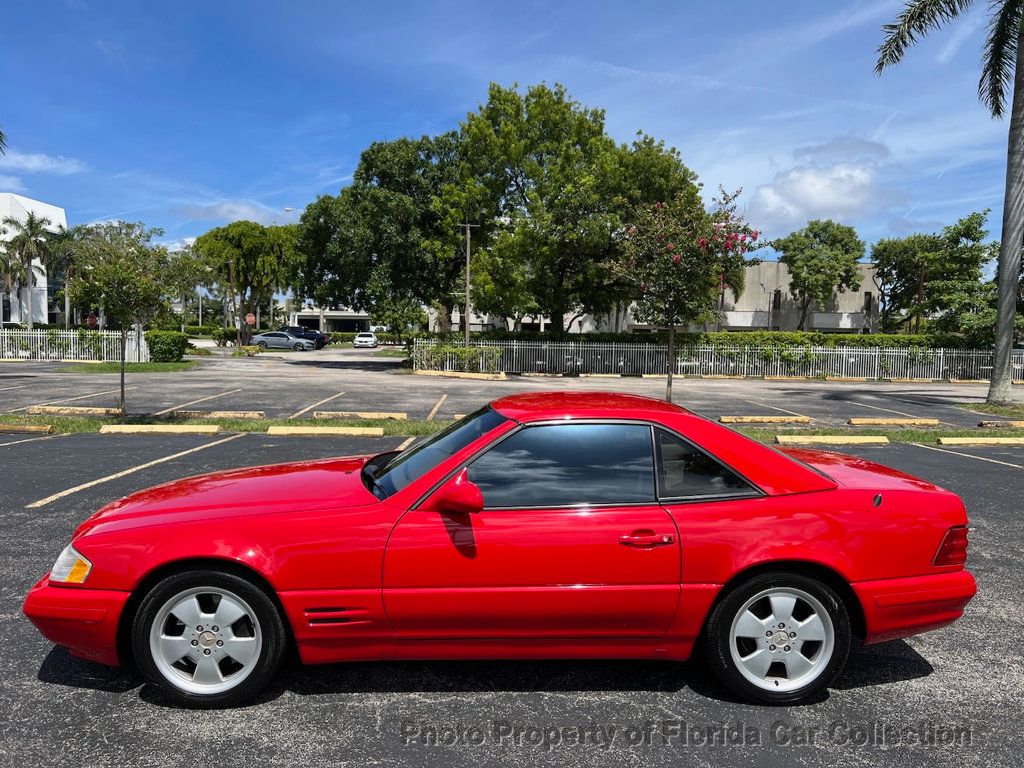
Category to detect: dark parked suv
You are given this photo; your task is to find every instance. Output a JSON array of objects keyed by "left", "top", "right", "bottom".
[{"left": 278, "top": 325, "right": 327, "bottom": 349}]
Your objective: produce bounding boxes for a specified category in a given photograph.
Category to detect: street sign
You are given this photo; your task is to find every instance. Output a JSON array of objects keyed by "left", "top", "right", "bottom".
[{"left": 245, "top": 313, "right": 256, "bottom": 325}]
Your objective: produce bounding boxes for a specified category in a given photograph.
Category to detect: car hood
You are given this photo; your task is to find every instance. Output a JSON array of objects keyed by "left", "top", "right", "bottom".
[
  {"left": 73, "top": 455, "right": 377, "bottom": 538},
  {"left": 779, "top": 447, "right": 949, "bottom": 493}
]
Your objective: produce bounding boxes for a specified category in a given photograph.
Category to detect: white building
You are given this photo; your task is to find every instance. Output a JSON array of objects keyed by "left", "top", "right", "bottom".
[
  {"left": 437, "top": 260, "right": 879, "bottom": 334},
  {"left": 0, "top": 193, "right": 67, "bottom": 326}
]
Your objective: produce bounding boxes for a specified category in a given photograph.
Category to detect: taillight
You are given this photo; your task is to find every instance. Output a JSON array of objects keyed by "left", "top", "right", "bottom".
[{"left": 933, "top": 525, "right": 969, "bottom": 566}]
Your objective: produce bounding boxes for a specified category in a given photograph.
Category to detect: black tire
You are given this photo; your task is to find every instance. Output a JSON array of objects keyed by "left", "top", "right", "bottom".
[
  {"left": 293, "top": 342, "right": 303, "bottom": 350},
  {"left": 131, "top": 570, "right": 287, "bottom": 708},
  {"left": 702, "top": 572, "right": 850, "bottom": 705},
  {"left": 256, "top": 341, "right": 267, "bottom": 349}
]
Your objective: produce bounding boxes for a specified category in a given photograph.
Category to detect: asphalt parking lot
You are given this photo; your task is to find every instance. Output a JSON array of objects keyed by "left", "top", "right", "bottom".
[
  {"left": 0, "top": 347, "right": 1010, "bottom": 427},
  {"left": 0, "top": 415, "right": 1021, "bottom": 766}
]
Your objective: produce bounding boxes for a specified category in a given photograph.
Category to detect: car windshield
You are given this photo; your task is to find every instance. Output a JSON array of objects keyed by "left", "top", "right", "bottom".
[{"left": 367, "top": 406, "right": 508, "bottom": 499}]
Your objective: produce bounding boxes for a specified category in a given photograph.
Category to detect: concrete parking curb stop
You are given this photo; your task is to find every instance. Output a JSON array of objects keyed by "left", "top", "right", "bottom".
[
  {"left": 937, "top": 436, "right": 1024, "bottom": 446},
  {"left": 314, "top": 410, "right": 407, "bottom": 420},
  {"left": 414, "top": 370, "right": 507, "bottom": 381},
  {"left": 100, "top": 424, "right": 223, "bottom": 435},
  {"left": 775, "top": 435, "right": 890, "bottom": 445},
  {"left": 848, "top": 417, "right": 939, "bottom": 426},
  {"left": 0, "top": 424, "right": 53, "bottom": 434},
  {"left": 176, "top": 409, "right": 265, "bottom": 419},
  {"left": 28, "top": 405, "right": 121, "bottom": 416},
  {"left": 267, "top": 425, "right": 385, "bottom": 437},
  {"left": 720, "top": 415, "right": 812, "bottom": 424},
  {"left": 979, "top": 420, "right": 1024, "bottom": 428}
]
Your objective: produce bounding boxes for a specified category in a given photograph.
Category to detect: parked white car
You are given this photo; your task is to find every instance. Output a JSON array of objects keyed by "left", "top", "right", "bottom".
[{"left": 353, "top": 332, "right": 378, "bottom": 348}]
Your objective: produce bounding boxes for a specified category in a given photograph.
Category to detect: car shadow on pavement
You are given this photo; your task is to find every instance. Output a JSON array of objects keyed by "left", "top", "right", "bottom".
[{"left": 37, "top": 639, "right": 932, "bottom": 708}]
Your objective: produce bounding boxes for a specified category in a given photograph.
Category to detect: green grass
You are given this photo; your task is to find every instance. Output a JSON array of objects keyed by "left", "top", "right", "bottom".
[
  {"left": 0, "top": 413, "right": 454, "bottom": 436},
  {"left": 58, "top": 361, "right": 199, "bottom": 373},
  {"left": 963, "top": 403, "right": 1024, "bottom": 419},
  {"left": 374, "top": 348, "right": 410, "bottom": 358}
]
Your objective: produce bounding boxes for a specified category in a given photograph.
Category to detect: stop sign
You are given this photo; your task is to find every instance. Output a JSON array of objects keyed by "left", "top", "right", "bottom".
[{"left": 245, "top": 313, "right": 256, "bottom": 325}]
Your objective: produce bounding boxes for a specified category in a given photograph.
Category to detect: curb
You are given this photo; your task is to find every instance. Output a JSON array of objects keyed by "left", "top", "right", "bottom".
[
  {"left": 937, "top": 436, "right": 1024, "bottom": 446},
  {"left": 267, "top": 426, "right": 385, "bottom": 437},
  {"left": 847, "top": 417, "right": 939, "bottom": 427},
  {"left": 579, "top": 373, "right": 621, "bottom": 378},
  {"left": 775, "top": 435, "right": 890, "bottom": 445},
  {"left": 720, "top": 416, "right": 812, "bottom": 424},
  {"left": 28, "top": 405, "right": 121, "bottom": 416},
  {"left": 314, "top": 410, "right": 407, "bottom": 420},
  {"left": 0, "top": 424, "right": 53, "bottom": 434},
  {"left": 978, "top": 420, "right": 1024, "bottom": 428},
  {"left": 414, "top": 370, "right": 507, "bottom": 381},
  {"left": 100, "top": 424, "right": 222, "bottom": 435}
]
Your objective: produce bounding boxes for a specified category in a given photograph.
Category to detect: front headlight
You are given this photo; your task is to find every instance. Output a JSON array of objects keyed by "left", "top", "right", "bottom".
[{"left": 49, "top": 544, "right": 92, "bottom": 584}]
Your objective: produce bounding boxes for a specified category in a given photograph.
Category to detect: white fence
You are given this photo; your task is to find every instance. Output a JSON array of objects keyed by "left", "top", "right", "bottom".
[
  {"left": 0, "top": 329, "right": 150, "bottom": 362},
  {"left": 411, "top": 339, "right": 1024, "bottom": 382}
]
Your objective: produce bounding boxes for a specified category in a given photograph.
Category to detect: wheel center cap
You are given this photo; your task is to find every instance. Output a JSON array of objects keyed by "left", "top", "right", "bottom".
[
  {"left": 198, "top": 631, "right": 217, "bottom": 648},
  {"left": 772, "top": 630, "right": 789, "bottom": 646}
]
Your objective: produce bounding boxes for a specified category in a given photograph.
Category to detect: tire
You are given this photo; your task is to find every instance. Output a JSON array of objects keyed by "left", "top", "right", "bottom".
[
  {"left": 256, "top": 341, "right": 267, "bottom": 349},
  {"left": 131, "top": 570, "right": 287, "bottom": 708},
  {"left": 702, "top": 572, "right": 850, "bottom": 705},
  {"left": 293, "top": 342, "right": 303, "bottom": 350}
]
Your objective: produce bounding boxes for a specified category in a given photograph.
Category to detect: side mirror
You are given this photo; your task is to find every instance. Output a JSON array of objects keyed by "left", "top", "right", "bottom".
[{"left": 434, "top": 468, "right": 483, "bottom": 515}]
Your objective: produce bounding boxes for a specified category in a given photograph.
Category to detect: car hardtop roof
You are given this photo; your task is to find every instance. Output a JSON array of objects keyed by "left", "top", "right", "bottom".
[{"left": 490, "top": 391, "right": 691, "bottom": 422}]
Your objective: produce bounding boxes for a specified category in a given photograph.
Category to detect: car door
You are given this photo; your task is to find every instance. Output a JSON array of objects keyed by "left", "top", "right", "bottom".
[{"left": 382, "top": 421, "right": 681, "bottom": 641}]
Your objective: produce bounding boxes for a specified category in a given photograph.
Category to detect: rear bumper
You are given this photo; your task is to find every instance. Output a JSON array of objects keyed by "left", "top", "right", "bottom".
[
  {"left": 853, "top": 569, "right": 977, "bottom": 644},
  {"left": 22, "top": 576, "right": 131, "bottom": 666}
]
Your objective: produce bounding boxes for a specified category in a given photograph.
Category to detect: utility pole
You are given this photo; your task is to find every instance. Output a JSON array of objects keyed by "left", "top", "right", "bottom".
[{"left": 460, "top": 223, "right": 478, "bottom": 347}]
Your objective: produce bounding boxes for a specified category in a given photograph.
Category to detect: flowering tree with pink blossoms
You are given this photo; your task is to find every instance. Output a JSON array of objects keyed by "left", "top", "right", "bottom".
[{"left": 616, "top": 190, "right": 759, "bottom": 402}]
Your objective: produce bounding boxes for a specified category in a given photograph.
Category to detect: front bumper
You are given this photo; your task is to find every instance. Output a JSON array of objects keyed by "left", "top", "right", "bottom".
[
  {"left": 22, "top": 575, "right": 131, "bottom": 666},
  {"left": 853, "top": 569, "right": 977, "bottom": 644}
]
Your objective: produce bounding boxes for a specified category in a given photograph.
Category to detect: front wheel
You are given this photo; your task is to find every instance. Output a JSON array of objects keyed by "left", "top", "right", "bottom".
[
  {"left": 293, "top": 342, "right": 303, "bottom": 350},
  {"left": 702, "top": 572, "right": 850, "bottom": 704},
  {"left": 256, "top": 341, "right": 267, "bottom": 349},
  {"left": 131, "top": 570, "right": 287, "bottom": 708}
]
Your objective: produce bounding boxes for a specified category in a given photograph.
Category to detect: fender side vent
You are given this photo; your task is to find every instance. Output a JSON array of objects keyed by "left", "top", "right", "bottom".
[{"left": 303, "top": 606, "right": 371, "bottom": 627}]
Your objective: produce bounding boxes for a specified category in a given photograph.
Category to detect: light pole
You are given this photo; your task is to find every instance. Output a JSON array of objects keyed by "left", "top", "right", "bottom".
[{"left": 459, "top": 222, "right": 478, "bottom": 347}]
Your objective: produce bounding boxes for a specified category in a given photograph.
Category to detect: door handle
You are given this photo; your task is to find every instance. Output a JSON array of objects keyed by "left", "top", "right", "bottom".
[{"left": 619, "top": 531, "right": 675, "bottom": 547}]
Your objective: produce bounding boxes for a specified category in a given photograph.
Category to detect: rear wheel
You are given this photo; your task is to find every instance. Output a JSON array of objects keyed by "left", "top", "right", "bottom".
[
  {"left": 256, "top": 341, "right": 267, "bottom": 349},
  {"left": 131, "top": 570, "right": 286, "bottom": 708},
  {"left": 702, "top": 572, "right": 850, "bottom": 704}
]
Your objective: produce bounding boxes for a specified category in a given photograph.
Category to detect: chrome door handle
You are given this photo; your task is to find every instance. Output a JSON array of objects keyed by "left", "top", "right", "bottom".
[{"left": 619, "top": 532, "right": 675, "bottom": 547}]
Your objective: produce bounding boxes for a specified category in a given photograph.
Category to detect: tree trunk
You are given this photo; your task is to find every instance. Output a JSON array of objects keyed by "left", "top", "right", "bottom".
[
  {"left": 25, "top": 277, "right": 33, "bottom": 331},
  {"left": 436, "top": 300, "right": 453, "bottom": 333},
  {"left": 666, "top": 324, "right": 676, "bottom": 403},
  {"left": 798, "top": 299, "right": 810, "bottom": 331},
  {"left": 119, "top": 328, "right": 127, "bottom": 418},
  {"left": 989, "top": 29, "right": 1024, "bottom": 404}
]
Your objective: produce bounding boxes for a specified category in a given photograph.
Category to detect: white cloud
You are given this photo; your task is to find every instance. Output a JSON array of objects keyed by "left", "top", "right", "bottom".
[
  {"left": 0, "top": 175, "right": 26, "bottom": 192},
  {"left": 0, "top": 150, "right": 88, "bottom": 175},
  {"left": 177, "top": 199, "right": 281, "bottom": 224},
  {"left": 157, "top": 236, "right": 197, "bottom": 252},
  {"left": 748, "top": 162, "right": 888, "bottom": 233},
  {"left": 936, "top": 13, "right": 985, "bottom": 64}
]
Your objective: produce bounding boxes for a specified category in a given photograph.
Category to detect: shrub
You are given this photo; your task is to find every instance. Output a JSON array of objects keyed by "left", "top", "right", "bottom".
[
  {"left": 231, "top": 345, "right": 261, "bottom": 357},
  {"left": 144, "top": 330, "right": 190, "bottom": 362},
  {"left": 421, "top": 344, "right": 502, "bottom": 373},
  {"left": 211, "top": 327, "right": 236, "bottom": 346},
  {"left": 186, "top": 343, "right": 213, "bottom": 357},
  {"left": 184, "top": 325, "right": 219, "bottom": 337},
  {"left": 328, "top": 332, "right": 357, "bottom": 344}
]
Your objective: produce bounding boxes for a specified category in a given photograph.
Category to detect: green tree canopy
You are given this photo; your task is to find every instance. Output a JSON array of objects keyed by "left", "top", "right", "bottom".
[
  {"left": 1, "top": 211, "right": 54, "bottom": 330},
  {"left": 774, "top": 220, "right": 865, "bottom": 330}
]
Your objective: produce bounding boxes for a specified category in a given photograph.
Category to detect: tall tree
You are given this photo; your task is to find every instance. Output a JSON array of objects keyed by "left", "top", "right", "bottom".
[
  {"left": 872, "top": 211, "right": 996, "bottom": 332},
  {"left": 614, "top": 191, "right": 757, "bottom": 402},
  {"left": 0, "top": 124, "right": 6, "bottom": 155},
  {"left": 774, "top": 220, "right": 865, "bottom": 330},
  {"left": 1, "top": 211, "right": 53, "bottom": 330},
  {"left": 64, "top": 222, "right": 173, "bottom": 413},
  {"left": 876, "top": 0, "right": 1024, "bottom": 401},
  {"left": 0, "top": 237, "right": 44, "bottom": 327}
]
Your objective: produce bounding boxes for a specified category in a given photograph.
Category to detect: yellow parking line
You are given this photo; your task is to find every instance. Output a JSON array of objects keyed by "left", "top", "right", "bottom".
[
  {"left": 746, "top": 401, "right": 809, "bottom": 419},
  {"left": 288, "top": 391, "right": 346, "bottom": 420},
  {"left": 6, "top": 387, "right": 137, "bottom": 413},
  {"left": 152, "top": 388, "right": 244, "bottom": 416},
  {"left": 397, "top": 436, "right": 416, "bottom": 450},
  {"left": 427, "top": 393, "right": 448, "bottom": 421},
  {"left": 25, "top": 433, "right": 246, "bottom": 509}
]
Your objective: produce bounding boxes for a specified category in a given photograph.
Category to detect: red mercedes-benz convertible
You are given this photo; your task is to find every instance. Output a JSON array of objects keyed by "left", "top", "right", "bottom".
[{"left": 24, "top": 392, "right": 976, "bottom": 706}]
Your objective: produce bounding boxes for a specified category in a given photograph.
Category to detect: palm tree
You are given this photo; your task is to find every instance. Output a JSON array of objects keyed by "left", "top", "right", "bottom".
[
  {"left": 876, "top": 1, "right": 1024, "bottom": 403},
  {"left": 0, "top": 124, "right": 6, "bottom": 155},
  {"left": 1, "top": 212, "right": 53, "bottom": 330}
]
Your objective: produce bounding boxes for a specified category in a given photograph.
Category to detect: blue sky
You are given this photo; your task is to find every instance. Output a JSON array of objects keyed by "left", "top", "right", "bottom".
[{"left": 0, "top": 0, "right": 1010, "bottom": 256}]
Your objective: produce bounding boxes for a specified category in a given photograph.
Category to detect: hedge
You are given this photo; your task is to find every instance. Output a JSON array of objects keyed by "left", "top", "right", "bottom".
[
  {"left": 420, "top": 344, "right": 503, "bottom": 372},
  {"left": 418, "top": 329, "right": 970, "bottom": 349},
  {"left": 184, "top": 325, "right": 219, "bottom": 337},
  {"left": 144, "top": 330, "right": 191, "bottom": 362}
]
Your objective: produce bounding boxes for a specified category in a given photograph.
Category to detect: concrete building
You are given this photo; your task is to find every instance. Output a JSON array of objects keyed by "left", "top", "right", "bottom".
[
  {"left": 0, "top": 193, "right": 67, "bottom": 326},
  {"left": 284, "top": 299, "right": 372, "bottom": 332},
  {"left": 436, "top": 260, "right": 878, "bottom": 334}
]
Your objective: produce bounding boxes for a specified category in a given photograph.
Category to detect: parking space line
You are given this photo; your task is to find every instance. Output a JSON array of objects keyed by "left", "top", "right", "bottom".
[
  {"left": 427, "top": 393, "right": 448, "bottom": 421},
  {"left": 397, "top": 437, "right": 416, "bottom": 450},
  {"left": 0, "top": 433, "right": 70, "bottom": 448},
  {"left": 0, "top": 384, "right": 29, "bottom": 392},
  {"left": 909, "top": 442, "right": 1024, "bottom": 469},
  {"left": 288, "top": 391, "right": 346, "bottom": 420},
  {"left": 25, "top": 433, "right": 247, "bottom": 508},
  {"left": 745, "top": 401, "right": 809, "bottom": 418},
  {"left": 152, "top": 388, "right": 244, "bottom": 416},
  {"left": 6, "top": 387, "right": 137, "bottom": 413}
]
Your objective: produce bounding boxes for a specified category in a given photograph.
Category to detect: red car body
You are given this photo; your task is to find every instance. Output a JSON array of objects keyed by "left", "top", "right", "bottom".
[{"left": 24, "top": 392, "right": 976, "bottom": 673}]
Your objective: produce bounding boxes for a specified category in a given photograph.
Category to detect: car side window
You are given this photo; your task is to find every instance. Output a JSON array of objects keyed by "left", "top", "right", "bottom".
[
  {"left": 467, "top": 423, "right": 655, "bottom": 508},
  {"left": 655, "top": 429, "right": 755, "bottom": 499}
]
